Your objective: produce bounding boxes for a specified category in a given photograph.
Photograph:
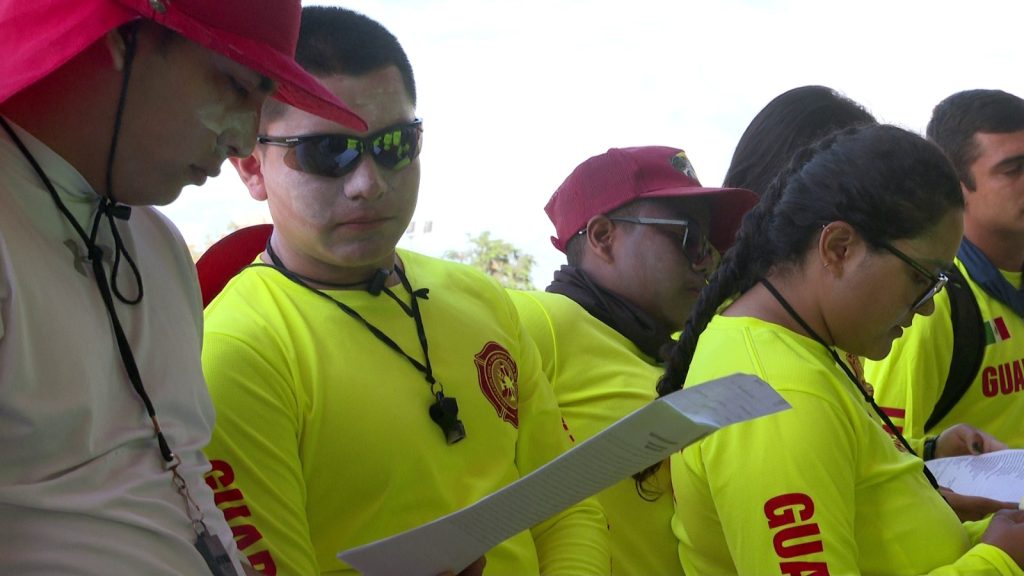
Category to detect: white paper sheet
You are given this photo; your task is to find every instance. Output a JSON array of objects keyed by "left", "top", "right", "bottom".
[
  {"left": 926, "top": 449, "right": 1024, "bottom": 503},
  {"left": 338, "top": 373, "right": 789, "bottom": 575}
]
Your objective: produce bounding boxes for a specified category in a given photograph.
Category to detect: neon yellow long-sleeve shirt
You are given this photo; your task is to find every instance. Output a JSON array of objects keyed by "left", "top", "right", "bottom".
[
  {"left": 203, "top": 250, "right": 610, "bottom": 575},
  {"left": 673, "top": 314, "right": 1020, "bottom": 575}
]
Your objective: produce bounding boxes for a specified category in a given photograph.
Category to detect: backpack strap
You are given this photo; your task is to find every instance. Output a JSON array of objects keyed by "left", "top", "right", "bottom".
[{"left": 925, "top": 266, "right": 985, "bottom": 432}]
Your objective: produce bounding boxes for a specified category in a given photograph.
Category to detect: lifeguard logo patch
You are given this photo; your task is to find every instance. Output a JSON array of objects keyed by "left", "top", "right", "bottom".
[{"left": 474, "top": 341, "right": 519, "bottom": 427}]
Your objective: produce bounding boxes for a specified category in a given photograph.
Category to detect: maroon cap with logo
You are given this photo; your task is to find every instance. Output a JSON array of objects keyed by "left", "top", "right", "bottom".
[
  {"left": 0, "top": 0, "right": 366, "bottom": 131},
  {"left": 545, "top": 146, "right": 757, "bottom": 253}
]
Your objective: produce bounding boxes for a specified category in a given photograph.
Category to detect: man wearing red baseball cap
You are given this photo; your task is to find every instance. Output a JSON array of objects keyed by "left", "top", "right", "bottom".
[
  {"left": 0, "top": 0, "right": 363, "bottom": 574},
  {"left": 509, "top": 146, "right": 757, "bottom": 575}
]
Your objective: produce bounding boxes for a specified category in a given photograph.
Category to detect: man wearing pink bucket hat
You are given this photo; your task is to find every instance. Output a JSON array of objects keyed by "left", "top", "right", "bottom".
[{"left": 0, "top": 0, "right": 363, "bottom": 574}]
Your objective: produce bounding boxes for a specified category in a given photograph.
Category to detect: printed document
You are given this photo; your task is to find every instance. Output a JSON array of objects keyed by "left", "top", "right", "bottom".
[
  {"left": 926, "top": 449, "right": 1024, "bottom": 504},
  {"left": 338, "top": 373, "right": 789, "bottom": 575}
]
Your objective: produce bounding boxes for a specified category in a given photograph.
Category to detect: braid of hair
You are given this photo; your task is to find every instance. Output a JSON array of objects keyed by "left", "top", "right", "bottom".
[
  {"left": 633, "top": 218, "right": 770, "bottom": 489},
  {"left": 657, "top": 251, "right": 740, "bottom": 395},
  {"left": 660, "top": 128, "right": 851, "bottom": 397},
  {"left": 634, "top": 165, "right": 789, "bottom": 490},
  {"left": 655, "top": 167, "right": 791, "bottom": 397},
  {"left": 634, "top": 125, "right": 851, "bottom": 487},
  {"left": 664, "top": 124, "right": 867, "bottom": 399}
]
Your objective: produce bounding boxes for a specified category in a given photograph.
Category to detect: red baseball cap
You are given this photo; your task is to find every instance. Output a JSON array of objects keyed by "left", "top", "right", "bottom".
[
  {"left": 196, "top": 223, "right": 273, "bottom": 308},
  {"left": 545, "top": 146, "right": 758, "bottom": 253},
  {"left": 0, "top": 0, "right": 366, "bottom": 131}
]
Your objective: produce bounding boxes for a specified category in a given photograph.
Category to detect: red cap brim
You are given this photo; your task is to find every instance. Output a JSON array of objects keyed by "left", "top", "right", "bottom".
[
  {"left": 0, "top": 0, "right": 366, "bottom": 131},
  {"left": 143, "top": 1, "right": 366, "bottom": 131}
]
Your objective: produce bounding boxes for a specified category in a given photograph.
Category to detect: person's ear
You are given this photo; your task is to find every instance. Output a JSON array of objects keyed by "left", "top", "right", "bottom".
[
  {"left": 231, "top": 152, "right": 269, "bottom": 202},
  {"left": 819, "top": 220, "right": 858, "bottom": 275},
  {"left": 961, "top": 180, "right": 974, "bottom": 205},
  {"left": 585, "top": 215, "right": 617, "bottom": 264},
  {"left": 103, "top": 28, "right": 131, "bottom": 71}
]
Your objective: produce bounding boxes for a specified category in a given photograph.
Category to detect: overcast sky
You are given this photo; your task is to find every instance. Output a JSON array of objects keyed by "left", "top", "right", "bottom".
[{"left": 157, "top": 0, "right": 1024, "bottom": 285}]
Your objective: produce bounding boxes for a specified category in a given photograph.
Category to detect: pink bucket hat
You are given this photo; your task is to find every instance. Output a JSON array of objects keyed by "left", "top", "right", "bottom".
[
  {"left": 0, "top": 0, "right": 366, "bottom": 131},
  {"left": 546, "top": 146, "right": 758, "bottom": 253}
]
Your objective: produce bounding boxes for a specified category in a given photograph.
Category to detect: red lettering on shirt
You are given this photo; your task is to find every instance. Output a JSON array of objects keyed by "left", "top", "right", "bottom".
[
  {"left": 980, "top": 360, "right": 1024, "bottom": 398},
  {"left": 774, "top": 524, "right": 824, "bottom": 558},
  {"left": 233, "top": 523, "right": 265, "bottom": 552},
  {"left": 765, "top": 493, "right": 815, "bottom": 529},
  {"left": 206, "top": 458, "right": 235, "bottom": 488},
  {"left": 764, "top": 493, "right": 829, "bottom": 575},
  {"left": 220, "top": 502, "right": 253, "bottom": 523},
  {"left": 983, "top": 366, "right": 998, "bottom": 397},
  {"left": 204, "top": 459, "right": 277, "bottom": 575},
  {"left": 999, "top": 363, "right": 1013, "bottom": 395},
  {"left": 247, "top": 550, "right": 276, "bottom": 575},
  {"left": 213, "top": 488, "right": 245, "bottom": 507},
  {"left": 779, "top": 562, "right": 831, "bottom": 576}
]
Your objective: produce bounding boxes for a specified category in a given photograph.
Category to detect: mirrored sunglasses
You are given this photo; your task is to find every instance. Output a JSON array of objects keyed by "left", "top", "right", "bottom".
[{"left": 257, "top": 118, "right": 423, "bottom": 178}]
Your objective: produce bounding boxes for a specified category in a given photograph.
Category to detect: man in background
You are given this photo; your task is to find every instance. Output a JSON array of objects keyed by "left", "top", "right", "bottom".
[
  {"left": 510, "top": 146, "right": 757, "bottom": 575},
  {"left": 866, "top": 90, "right": 1024, "bottom": 456}
]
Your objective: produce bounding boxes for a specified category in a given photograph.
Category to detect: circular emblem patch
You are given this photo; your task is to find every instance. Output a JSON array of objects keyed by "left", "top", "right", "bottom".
[{"left": 474, "top": 341, "right": 519, "bottom": 427}]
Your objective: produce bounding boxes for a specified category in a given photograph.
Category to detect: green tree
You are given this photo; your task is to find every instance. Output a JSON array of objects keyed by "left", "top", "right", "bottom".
[{"left": 443, "top": 231, "right": 536, "bottom": 290}]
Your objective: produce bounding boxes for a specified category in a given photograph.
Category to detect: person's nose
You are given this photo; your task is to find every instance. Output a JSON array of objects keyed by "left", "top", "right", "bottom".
[
  {"left": 689, "top": 244, "right": 720, "bottom": 276},
  {"left": 342, "top": 154, "right": 386, "bottom": 201},
  {"left": 218, "top": 106, "right": 260, "bottom": 158},
  {"left": 690, "top": 254, "right": 711, "bottom": 274}
]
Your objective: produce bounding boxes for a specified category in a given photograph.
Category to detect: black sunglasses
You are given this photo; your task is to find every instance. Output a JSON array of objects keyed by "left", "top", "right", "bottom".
[
  {"left": 607, "top": 216, "right": 716, "bottom": 267},
  {"left": 257, "top": 118, "right": 423, "bottom": 178},
  {"left": 878, "top": 241, "right": 949, "bottom": 310}
]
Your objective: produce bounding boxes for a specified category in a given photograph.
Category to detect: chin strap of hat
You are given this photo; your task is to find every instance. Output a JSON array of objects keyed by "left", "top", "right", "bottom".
[
  {"left": 91, "top": 20, "right": 144, "bottom": 304},
  {"left": 3, "top": 23, "right": 145, "bottom": 306}
]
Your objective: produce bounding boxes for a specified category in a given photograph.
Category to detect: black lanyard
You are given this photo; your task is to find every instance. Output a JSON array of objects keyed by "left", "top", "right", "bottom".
[
  {"left": 0, "top": 117, "right": 238, "bottom": 575},
  {"left": 263, "top": 242, "right": 466, "bottom": 444},
  {"left": 760, "top": 278, "right": 939, "bottom": 489},
  {"left": 0, "top": 117, "right": 175, "bottom": 452}
]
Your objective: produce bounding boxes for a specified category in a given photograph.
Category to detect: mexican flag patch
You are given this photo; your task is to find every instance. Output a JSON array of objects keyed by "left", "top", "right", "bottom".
[{"left": 985, "top": 316, "right": 1011, "bottom": 344}]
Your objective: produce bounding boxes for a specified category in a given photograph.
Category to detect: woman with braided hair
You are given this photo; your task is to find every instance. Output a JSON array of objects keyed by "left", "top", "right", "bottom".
[
  {"left": 659, "top": 124, "right": 1024, "bottom": 574},
  {"left": 719, "top": 85, "right": 1014, "bottom": 525}
]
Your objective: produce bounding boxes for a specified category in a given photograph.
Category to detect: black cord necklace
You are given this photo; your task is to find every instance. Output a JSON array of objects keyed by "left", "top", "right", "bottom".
[
  {"left": 0, "top": 122, "right": 143, "bottom": 305},
  {"left": 263, "top": 242, "right": 466, "bottom": 445},
  {"left": 0, "top": 64, "right": 171, "bottom": 458},
  {"left": 760, "top": 278, "right": 939, "bottom": 489},
  {"left": 281, "top": 265, "right": 390, "bottom": 292},
  {"left": 0, "top": 25, "right": 238, "bottom": 575}
]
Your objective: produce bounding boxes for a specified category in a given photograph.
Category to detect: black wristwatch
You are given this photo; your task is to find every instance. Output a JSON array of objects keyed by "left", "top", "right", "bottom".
[{"left": 923, "top": 436, "right": 938, "bottom": 461}]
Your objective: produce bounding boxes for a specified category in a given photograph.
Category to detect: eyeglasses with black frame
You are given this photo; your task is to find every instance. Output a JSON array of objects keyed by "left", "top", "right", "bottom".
[
  {"left": 606, "top": 216, "right": 716, "bottom": 268},
  {"left": 257, "top": 118, "right": 423, "bottom": 178},
  {"left": 878, "top": 241, "right": 949, "bottom": 311}
]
